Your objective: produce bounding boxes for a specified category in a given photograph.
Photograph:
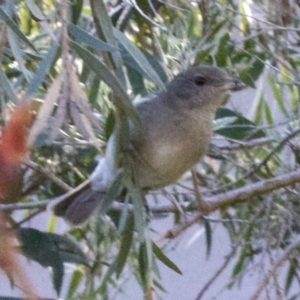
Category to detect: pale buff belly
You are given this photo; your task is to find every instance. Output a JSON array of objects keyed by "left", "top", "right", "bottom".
[{"left": 134, "top": 133, "right": 211, "bottom": 190}]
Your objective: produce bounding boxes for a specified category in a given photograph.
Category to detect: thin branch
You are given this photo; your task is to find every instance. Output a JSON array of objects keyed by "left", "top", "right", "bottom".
[
  {"left": 17, "top": 209, "right": 44, "bottom": 226},
  {"left": 194, "top": 249, "right": 236, "bottom": 300},
  {"left": 1, "top": 168, "right": 300, "bottom": 218},
  {"left": 191, "top": 168, "right": 210, "bottom": 214},
  {"left": 250, "top": 236, "right": 300, "bottom": 300},
  {"left": 0, "top": 200, "right": 51, "bottom": 211},
  {"left": 128, "top": 0, "right": 167, "bottom": 30},
  {"left": 213, "top": 128, "right": 300, "bottom": 193},
  {"left": 217, "top": 137, "right": 274, "bottom": 151},
  {"left": 25, "top": 160, "right": 72, "bottom": 192},
  {"left": 244, "top": 128, "right": 300, "bottom": 179},
  {"left": 224, "top": 5, "right": 300, "bottom": 32},
  {"left": 156, "top": 213, "right": 202, "bottom": 242},
  {"left": 207, "top": 168, "right": 300, "bottom": 210},
  {"left": 227, "top": 42, "right": 300, "bottom": 84},
  {"left": 152, "top": 167, "right": 300, "bottom": 213}
]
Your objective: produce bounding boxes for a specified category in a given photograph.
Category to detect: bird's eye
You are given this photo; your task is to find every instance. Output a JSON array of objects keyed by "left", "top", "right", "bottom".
[{"left": 194, "top": 75, "right": 206, "bottom": 86}]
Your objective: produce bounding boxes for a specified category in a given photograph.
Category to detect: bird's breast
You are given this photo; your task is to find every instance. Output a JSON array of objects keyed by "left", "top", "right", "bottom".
[{"left": 134, "top": 111, "right": 214, "bottom": 189}]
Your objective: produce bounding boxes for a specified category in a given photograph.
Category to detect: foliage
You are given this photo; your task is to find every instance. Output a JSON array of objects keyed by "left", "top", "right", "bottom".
[{"left": 1, "top": 0, "right": 300, "bottom": 299}]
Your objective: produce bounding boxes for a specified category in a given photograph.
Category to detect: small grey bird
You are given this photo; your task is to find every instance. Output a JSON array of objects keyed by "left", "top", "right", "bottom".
[{"left": 52, "top": 65, "right": 246, "bottom": 224}]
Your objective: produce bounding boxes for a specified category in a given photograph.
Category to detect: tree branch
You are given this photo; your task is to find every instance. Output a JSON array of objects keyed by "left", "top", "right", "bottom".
[
  {"left": 1, "top": 169, "right": 300, "bottom": 216},
  {"left": 206, "top": 168, "right": 300, "bottom": 211}
]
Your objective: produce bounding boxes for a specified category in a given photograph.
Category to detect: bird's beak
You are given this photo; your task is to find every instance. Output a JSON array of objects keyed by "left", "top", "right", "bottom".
[{"left": 226, "top": 77, "right": 247, "bottom": 91}]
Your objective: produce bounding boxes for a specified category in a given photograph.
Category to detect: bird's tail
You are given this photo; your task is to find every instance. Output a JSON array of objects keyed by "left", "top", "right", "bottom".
[{"left": 51, "top": 179, "right": 104, "bottom": 225}]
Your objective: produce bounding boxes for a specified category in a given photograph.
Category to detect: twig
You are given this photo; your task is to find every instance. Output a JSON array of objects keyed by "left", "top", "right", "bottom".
[
  {"left": 17, "top": 209, "right": 45, "bottom": 226},
  {"left": 250, "top": 236, "right": 300, "bottom": 300},
  {"left": 245, "top": 128, "right": 300, "bottom": 179},
  {"left": 128, "top": 0, "right": 167, "bottom": 30},
  {"left": 25, "top": 160, "right": 72, "bottom": 192},
  {"left": 191, "top": 168, "right": 210, "bottom": 214},
  {"left": 228, "top": 42, "right": 300, "bottom": 84},
  {"left": 194, "top": 249, "right": 236, "bottom": 300},
  {"left": 156, "top": 213, "right": 203, "bottom": 242},
  {"left": 217, "top": 137, "right": 274, "bottom": 151},
  {"left": 0, "top": 200, "right": 51, "bottom": 211},
  {"left": 213, "top": 128, "right": 300, "bottom": 193},
  {"left": 224, "top": 5, "right": 300, "bottom": 32}
]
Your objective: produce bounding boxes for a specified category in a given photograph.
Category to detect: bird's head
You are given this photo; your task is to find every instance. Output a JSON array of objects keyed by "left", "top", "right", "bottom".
[{"left": 166, "top": 65, "right": 246, "bottom": 109}]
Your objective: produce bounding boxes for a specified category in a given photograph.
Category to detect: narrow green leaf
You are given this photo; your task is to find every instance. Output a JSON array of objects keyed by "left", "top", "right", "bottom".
[
  {"left": 52, "top": 258, "right": 64, "bottom": 296},
  {"left": 126, "top": 64, "right": 147, "bottom": 96},
  {"left": 285, "top": 258, "right": 297, "bottom": 294},
  {"left": 71, "top": 41, "right": 140, "bottom": 125},
  {"left": 0, "top": 6, "right": 36, "bottom": 51},
  {"left": 231, "top": 253, "right": 247, "bottom": 279},
  {"left": 114, "top": 29, "right": 165, "bottom": 89},
  {"left": 90, "top": 0, "right": 126, "bottom": 85},
  {"left": 68, "top": 23, "right": 116, "bottom": 52},
  {"left": 123, "top": 173, "right": 147, "bottom": 240},
  {"left": 195, "top": 45, "right": 214, "bottom": 62},
  {"left": 239, "top": 67, "right": 256, "bottom": 88},
  {"left": 7, "top": 28, "right": 30, "bottom": 80},
  {"left": 187, "top": 11, "right": 197, "bottom": 38},
  {"left": 216, "top": 33, "right": 229, "bottom": 67},
  {"left": 104, "top": 109, "right": 115, "bottom": 141},
  {"left": 0, "top": 68, "right": 17, "bottom": 102},
  {"left": 263, "top": 101, "right": 273, "bottom": 125},
  {"left": 205, "top": 19, "right": 227, "bottom": 42},
  {"left": 143, "top": 51, "right": 168, "bottom": 83},
  {"left": 26, "top": 42, "right": 59, "bottom": 95},
  {"left": 98, "top": 245, "right": 121, "bottom": 291},
  {"left": 204, "top": 220, "right": 212, "bottom": 258},
  {"left": 25, "top": 0, "right": 46, "bottom": 21},
  {"left": 115, "top": 216, "right": 134, "bottom": 276},
  {"left": 215, "top": 108, "right": 265, "bottom": 140},
  {"left": 213, "top": 116, "right": 237, "bottom": 131},
  {"left": 71, "top": 0, "right": 83, "bottom": 24},
  {"left": 138, "top": 242, "right": 149, "bottom": 289},
  {"left": 17, "top": 228, "right": 64, "bottom": 295},
  {"left": 88, "top": 76, "right": 100, "bottom": 105},
  {"left": 152, "top": 241, "right": 182, "bottom": 275},
  {"left": 18, "top": 228, "right": 88, "bottom": 266},
  {"left": 131, "top": 189, "right": 146, "bottom": 239},
  {"left": 290, "top": 85, "right": 300, "bottom": 109},
  {"left": 67, "top": 269, "right": 84, "bottom": 298},
  {"left": 101, "top": 172, "right": 123, "bottom": 214},
  {"left": 253, "top": 95, "right": 264, "bottom": 124},
  {"left": 248, "top": 57, "right": 265, "bottom": 81},
  {"left": 51, "top": 235, "right": 88, "bottom": 264},
  {"left": 269, "top": 76, "right": 288, "bottom": 116},
  {"left": 238, "top": 55, "right": 264, "bottom": 88}
]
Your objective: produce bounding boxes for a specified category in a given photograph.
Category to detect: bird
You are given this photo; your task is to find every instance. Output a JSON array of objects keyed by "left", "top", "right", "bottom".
[{"left": 51, "top": 65, "right": 246, "bottom": 225}]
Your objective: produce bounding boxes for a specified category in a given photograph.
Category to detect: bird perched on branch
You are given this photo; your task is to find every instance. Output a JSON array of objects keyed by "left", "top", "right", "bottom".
[{"left": 52, "top": 65, "right": 246, "bottom": 225}]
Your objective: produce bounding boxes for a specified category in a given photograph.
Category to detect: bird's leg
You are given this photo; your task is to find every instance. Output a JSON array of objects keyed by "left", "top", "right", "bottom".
[{"left": 191, "top": 168, "right": 211, "bottom": 215}]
